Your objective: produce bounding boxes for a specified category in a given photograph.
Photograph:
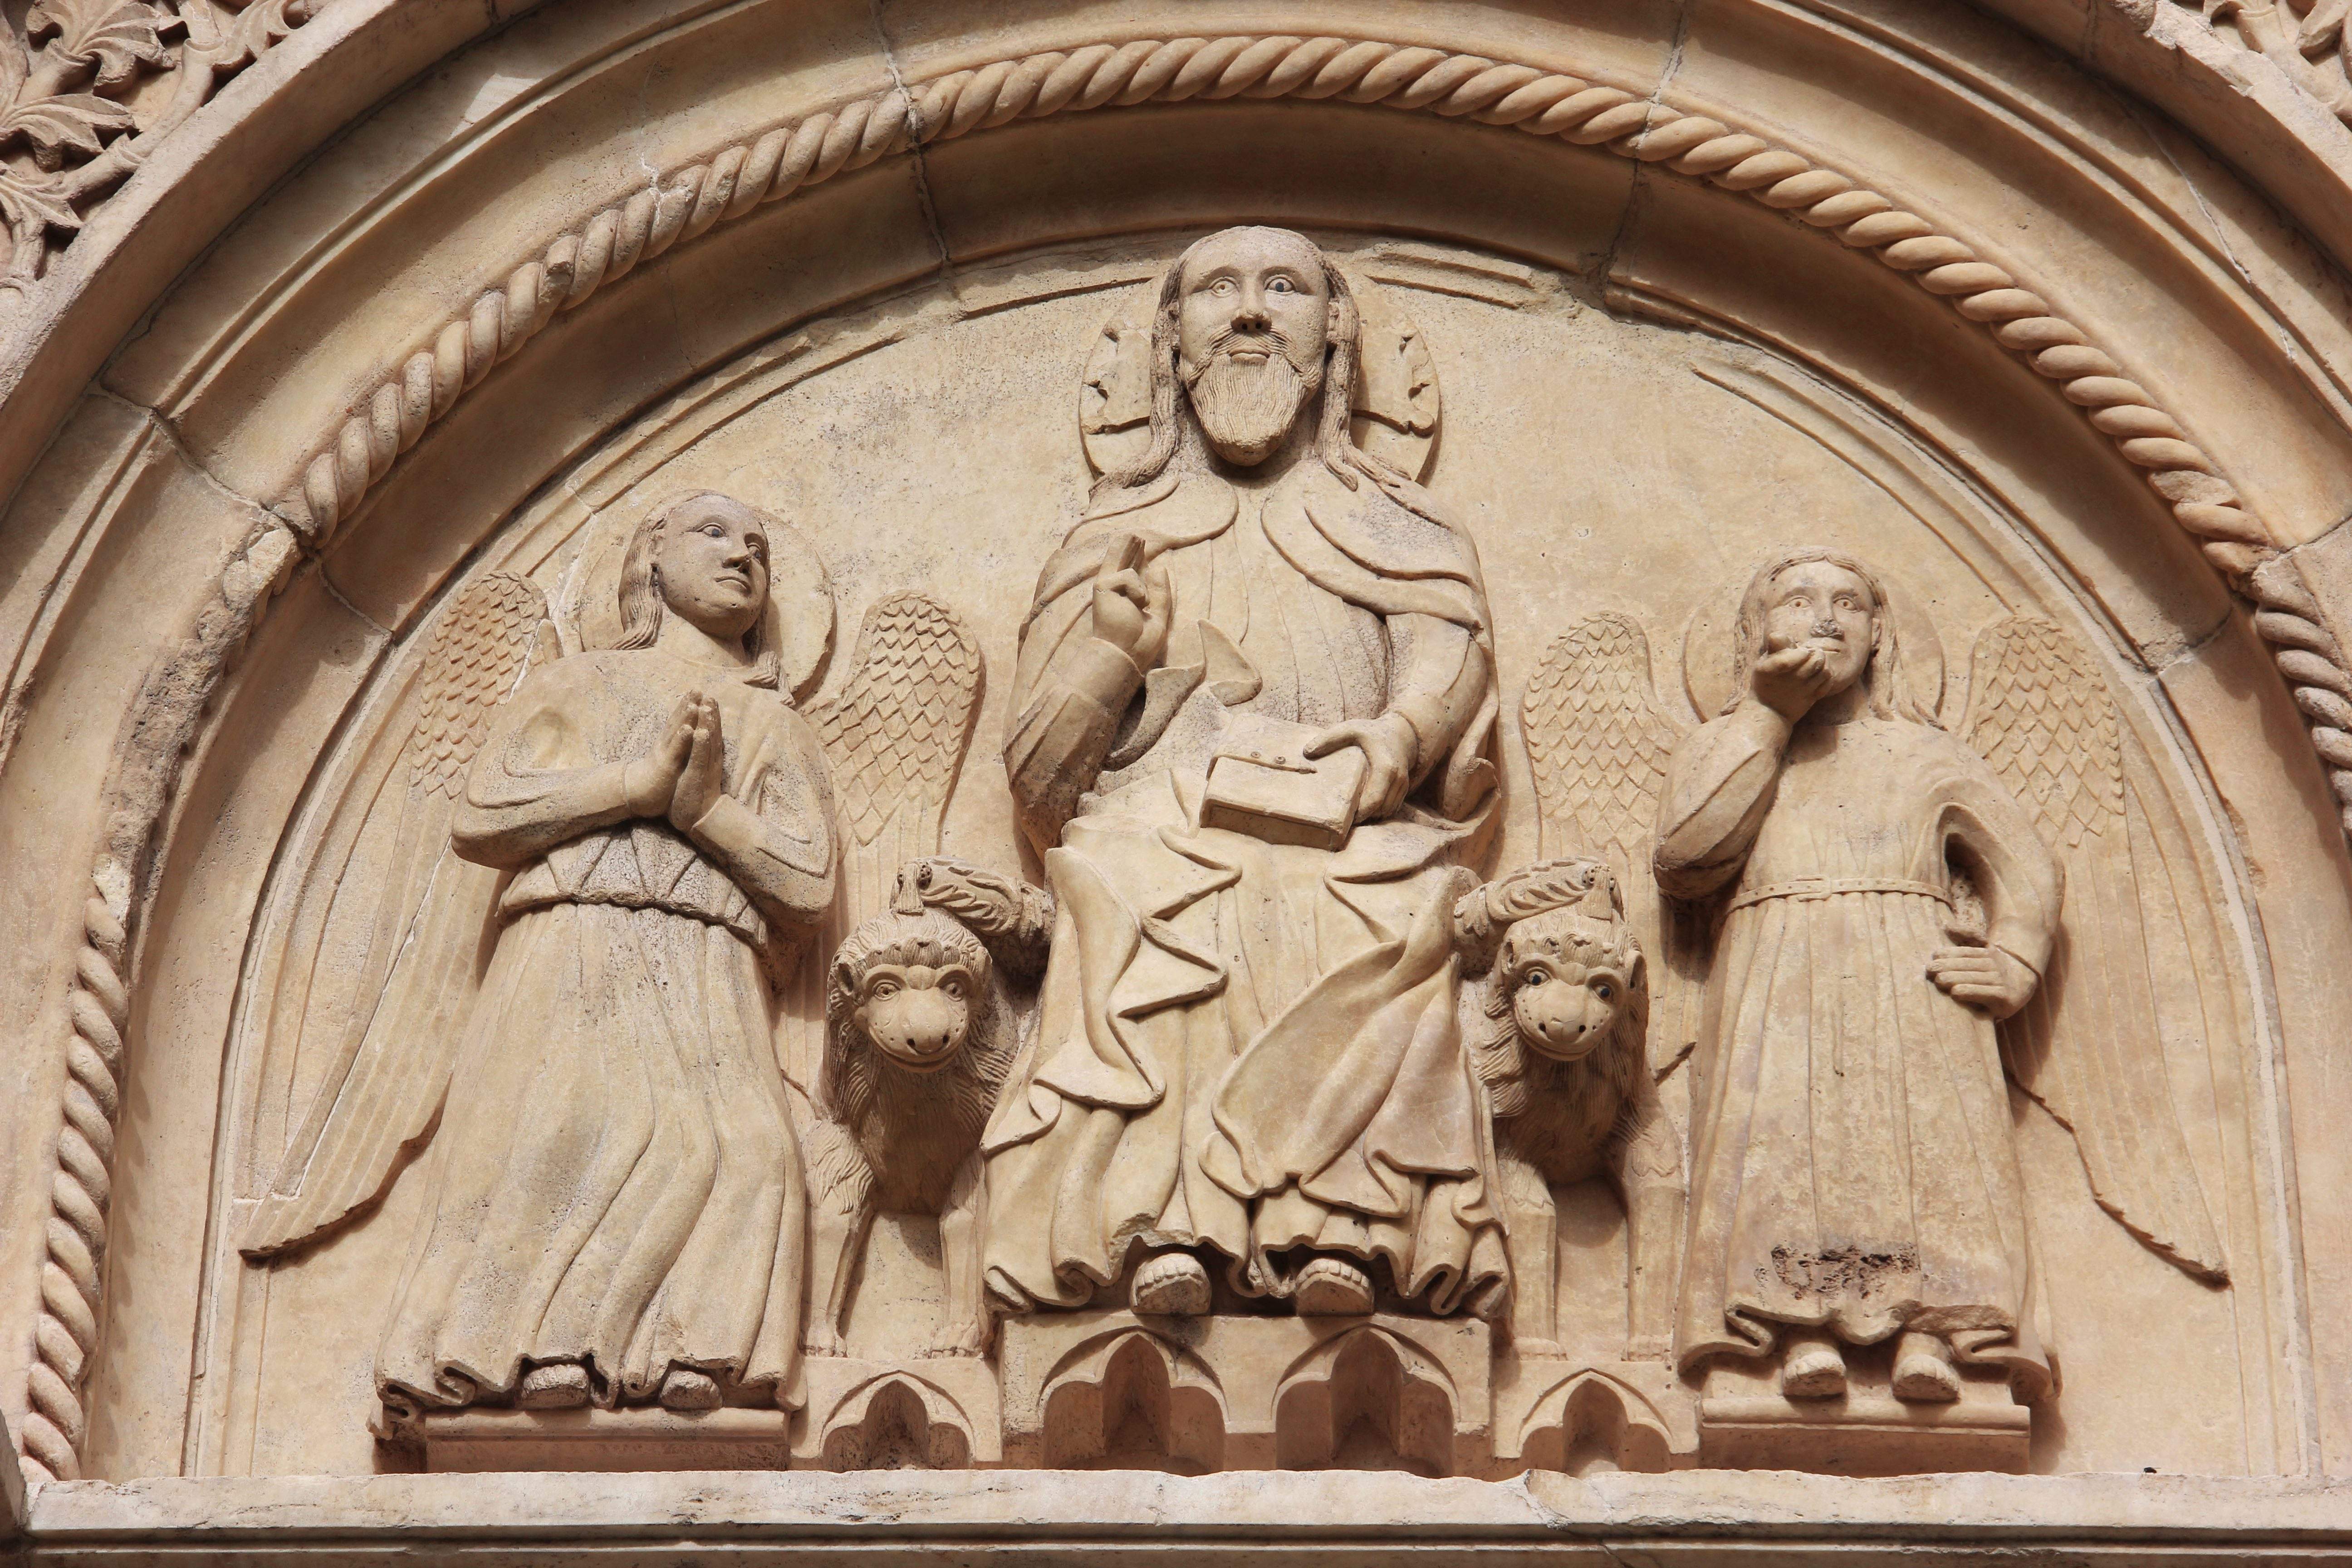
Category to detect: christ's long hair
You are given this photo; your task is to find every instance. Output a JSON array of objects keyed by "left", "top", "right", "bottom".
[
  {"left": 1115, "top": 229, "right": 1395, "bottom": 493},
  {"left": 613, "top": 491, "right": 782, "bottom": 689},
  {"left": 1724, "top": 545, "right": 1936, "bottom": 724}
]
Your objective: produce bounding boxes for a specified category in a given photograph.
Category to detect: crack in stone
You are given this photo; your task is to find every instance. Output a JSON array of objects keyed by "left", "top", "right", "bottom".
[
  {"left": 1592, "top": 0, "right": 1691, "bottom": 295},
  {"left": 871, "top": 0, "right": 956, "bottom": 286}
]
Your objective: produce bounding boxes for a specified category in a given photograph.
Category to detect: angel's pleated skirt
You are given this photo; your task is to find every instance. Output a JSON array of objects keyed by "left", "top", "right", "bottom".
[
  {"left": 1675, "top": 889, "right": 2052, "bottom": 1397},
  {"left": 376, "top": 900, "right": 804, "bottom": 1411}
]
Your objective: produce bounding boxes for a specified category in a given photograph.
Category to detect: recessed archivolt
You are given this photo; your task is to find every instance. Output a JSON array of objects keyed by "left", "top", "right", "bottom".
[{"left": 14, "top": 29, "right": 2351, "bottom": 1485}]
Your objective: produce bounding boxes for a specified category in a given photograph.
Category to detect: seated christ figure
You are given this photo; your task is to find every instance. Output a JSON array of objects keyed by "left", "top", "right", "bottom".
[{"left": 981, "top": 226, "right": 1509, "bottom": 1320}]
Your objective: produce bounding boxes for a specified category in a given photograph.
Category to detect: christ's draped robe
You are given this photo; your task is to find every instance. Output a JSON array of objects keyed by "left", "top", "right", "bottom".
[{"left": 981, "top": 457, "right": 1510, "bottom": 1311}]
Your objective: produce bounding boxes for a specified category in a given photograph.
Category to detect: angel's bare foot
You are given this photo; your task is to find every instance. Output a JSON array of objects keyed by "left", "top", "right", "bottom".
[
  {"left": 1132, "top": 1251, "right": 1210, "bottom": 1315},
  {"left": 658, "top": 1367, "right": 722, "bottom": 1411},
  {"left": 517, "top": 1362, "right": 590, "bottom": 1409},
  {"left": 1892, "top": 1330, "right": 1962, "bottom": 1402},
  {"left": 1295, "top": 1256, "right": 1376, "bottom": 1316},
  {"left": 1779, "top": 1330, "right": 1847, "bottom": 1398}
]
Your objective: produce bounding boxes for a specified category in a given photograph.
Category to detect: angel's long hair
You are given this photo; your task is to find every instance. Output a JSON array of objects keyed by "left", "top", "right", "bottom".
[
  {"left": 614, "top": 490, "right": 781, "bottom": 689},
  {"left": 1724, "top": 545, "right": 1935, "bottom": 725},
  {"left": 1114, "top": 228, "right": 1391, "bottom": 493}
]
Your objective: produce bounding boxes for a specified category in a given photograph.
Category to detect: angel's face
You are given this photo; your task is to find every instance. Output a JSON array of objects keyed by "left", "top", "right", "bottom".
[
  {"left": 656, "top": 496, "right": 769, "bottom": 642},
  {"left": 1762, "top": 561, "right": 1879, "bottom": 695}
]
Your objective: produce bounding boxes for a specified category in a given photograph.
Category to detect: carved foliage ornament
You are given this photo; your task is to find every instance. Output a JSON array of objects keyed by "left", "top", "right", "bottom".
[{"left": 0, "top": 0, "right": 314, "bottom": 299}]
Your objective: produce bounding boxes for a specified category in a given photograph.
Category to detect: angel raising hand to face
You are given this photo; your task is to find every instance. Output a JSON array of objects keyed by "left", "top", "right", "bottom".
[{"left": 1654, "top": 548, "right": 2063, "bottom": 1406}]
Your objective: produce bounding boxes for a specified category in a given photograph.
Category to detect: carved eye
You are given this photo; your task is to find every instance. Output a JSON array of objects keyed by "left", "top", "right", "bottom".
[
  {"left": 942, "top": 975, "right": 966, "bottom": 1000},
  {"left": 1592, "top": 982, "right": 1615, "bottom": 1002},
  {"left": 1522, "top": 967, "right": 1549, "bottom": 988},
  {"left": 1268, "top": 276, "right": 1295, "bottom": 294},
  {"left": 1210, "top": 278, "right": 1237, "bottom": 297},
  {"left": 870, "top": 977, "right": 901, "bottom": 1000}
]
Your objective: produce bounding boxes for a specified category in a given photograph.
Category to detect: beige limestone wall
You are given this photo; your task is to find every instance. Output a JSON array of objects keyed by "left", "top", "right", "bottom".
[{"left": 0, "top": 0, "right": 2349, "bottom": 1553}]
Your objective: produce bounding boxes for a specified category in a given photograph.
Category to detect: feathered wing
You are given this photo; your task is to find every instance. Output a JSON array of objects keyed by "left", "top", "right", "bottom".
[
  {"left": 794, "top": 593, "right": 984, "bottom": 1103},
  {"left": 1963, "top": 616, "right": 2228, "bottom": 1283},
  {"left": 241, "top": 573, "right": 549, "bottom": 1257},
  {"left": 1521, "top": 614, "right": 1703, "bottom": 1077}
]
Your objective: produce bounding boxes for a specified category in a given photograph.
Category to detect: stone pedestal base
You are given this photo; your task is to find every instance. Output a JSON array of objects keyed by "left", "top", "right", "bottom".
[
  {"left": 996, "top": 1310, "right": 1490, "bottom": 1473},
  {"left": 1696, "top": 1347, "right": 2030, "bottom": 1476},
  {"left": 417, "top": 1406, "right": 795, "bottom": 1472}
]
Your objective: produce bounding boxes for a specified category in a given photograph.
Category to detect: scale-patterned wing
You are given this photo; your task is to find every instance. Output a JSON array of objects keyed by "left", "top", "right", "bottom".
[
  {"left": 1964, "top": 616, "right": 2228, "bottom": 1282},
  {"left": 1522, "top": 614, "right": 1703, "bottom": 1077},
  {"left": 242, "top": 573, "right": 549, "bottom": 1257},
  {"left": 795, "top": 594, "right": 984, "bottom": 1105}
]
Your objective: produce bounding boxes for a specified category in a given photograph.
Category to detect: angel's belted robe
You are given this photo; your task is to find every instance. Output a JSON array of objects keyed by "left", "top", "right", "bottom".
[
  {"left": 1656, "top": 710, "right": 2061, "bottom": 1396},
  {"left": 375, "top": 648, "right": 833, "bottom": 1413},
  {"left": 981, "top": 453, "right": 1509, "bottom": 1311}
]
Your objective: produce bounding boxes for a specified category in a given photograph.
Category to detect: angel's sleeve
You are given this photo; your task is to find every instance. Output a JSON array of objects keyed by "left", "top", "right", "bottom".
[
  {"left": 450, "top": 666, "right": 641, "bottom": 867},
  {"left": 1653, "top": 707, "right": 1788, "bottom": 899},
  {"left": 1004, "top": 574, "right": 1147, "bottom": 854},
  {"left": 691, "top": 708, "right": 836, "bottom": 934},
  {"left": 1940, "top": 750, "right": 2064, "bottom": 977}
]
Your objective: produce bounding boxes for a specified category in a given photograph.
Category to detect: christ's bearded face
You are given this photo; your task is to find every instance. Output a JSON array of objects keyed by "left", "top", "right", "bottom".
[{"left": 1176, "top": 228, "right": 1334, "bottom": 466}]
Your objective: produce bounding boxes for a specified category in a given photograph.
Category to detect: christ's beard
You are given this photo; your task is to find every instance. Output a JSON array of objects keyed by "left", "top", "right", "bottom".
[{"left": 1184, "top": 350, "right": 1323, "bottom": 466}]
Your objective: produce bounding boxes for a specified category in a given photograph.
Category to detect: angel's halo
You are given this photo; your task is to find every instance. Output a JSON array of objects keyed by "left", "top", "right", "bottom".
[
  {"left": 1681, "top": 555, "right": 1946, "bottom": 723},
  {"left": 564, "top": 495, "right": 836, "bottom": 706}
]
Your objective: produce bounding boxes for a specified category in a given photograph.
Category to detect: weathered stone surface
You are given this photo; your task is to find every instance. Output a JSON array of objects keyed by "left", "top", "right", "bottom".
[{"left": 2, "top": 0, "right": 2352, "bottom": 1557}]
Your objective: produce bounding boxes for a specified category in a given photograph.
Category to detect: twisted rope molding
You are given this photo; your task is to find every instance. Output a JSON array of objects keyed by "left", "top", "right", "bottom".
[{"left": 14, "top": 31, "right": 2348, "bottom": 1483}]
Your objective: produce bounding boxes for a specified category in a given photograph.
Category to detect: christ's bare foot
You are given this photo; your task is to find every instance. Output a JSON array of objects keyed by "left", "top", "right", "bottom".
[
  {"left": 517, "top": 1362, "right": 590, "bottom": 1409},
  {"left": 1295, "top": 1256, "right": 1375, "bottom": 1316},
  {"left": 1132, "top": 1251, "right": 1211, "bottom": 1315},
  {"left": 1892, "top": 1330, "right": 1962, "bottom": 1402},
  {"left": 1779, "top": 1331, "right": 1847, "bottom": 1398},
  {"left": 659, "top": 1367, "right": 722, "bottom": 1411}
]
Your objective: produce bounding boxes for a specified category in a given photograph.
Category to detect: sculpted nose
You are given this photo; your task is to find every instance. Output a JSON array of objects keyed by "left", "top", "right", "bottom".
[
  {"left": 905, "top": 995, "right": 962, "bottom": 1053},
  {"left": 1233, "top": 280, "right": 1271, "bottom": 328}
]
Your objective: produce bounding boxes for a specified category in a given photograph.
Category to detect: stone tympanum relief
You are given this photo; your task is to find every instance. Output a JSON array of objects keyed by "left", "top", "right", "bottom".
[{"left": 211, "top": 227, "right": 2269, "bottom": 1481}]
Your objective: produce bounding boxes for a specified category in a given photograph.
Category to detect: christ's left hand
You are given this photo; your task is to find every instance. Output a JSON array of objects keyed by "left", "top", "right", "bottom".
[{"left": 1306, "top": 712, "right": 1418, "bottom": 824}]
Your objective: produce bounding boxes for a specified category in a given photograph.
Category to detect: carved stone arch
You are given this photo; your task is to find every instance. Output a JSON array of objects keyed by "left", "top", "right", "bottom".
[
  {"left": 1031, "top": 1328, "right": 1227, "bottom": 1473},
  {"left": 1273, "top": 1325, "right": 1461, "bottom": 1475},
  {"left": 0, "top": 0, "right": 2350, "bottom": 1504},
  {"left": 1507, "top": 1368, "right": 1683, "bottom": 1477},
  {"left": 817, "top": 1372, "right": 979, "bottom": 1471}
]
